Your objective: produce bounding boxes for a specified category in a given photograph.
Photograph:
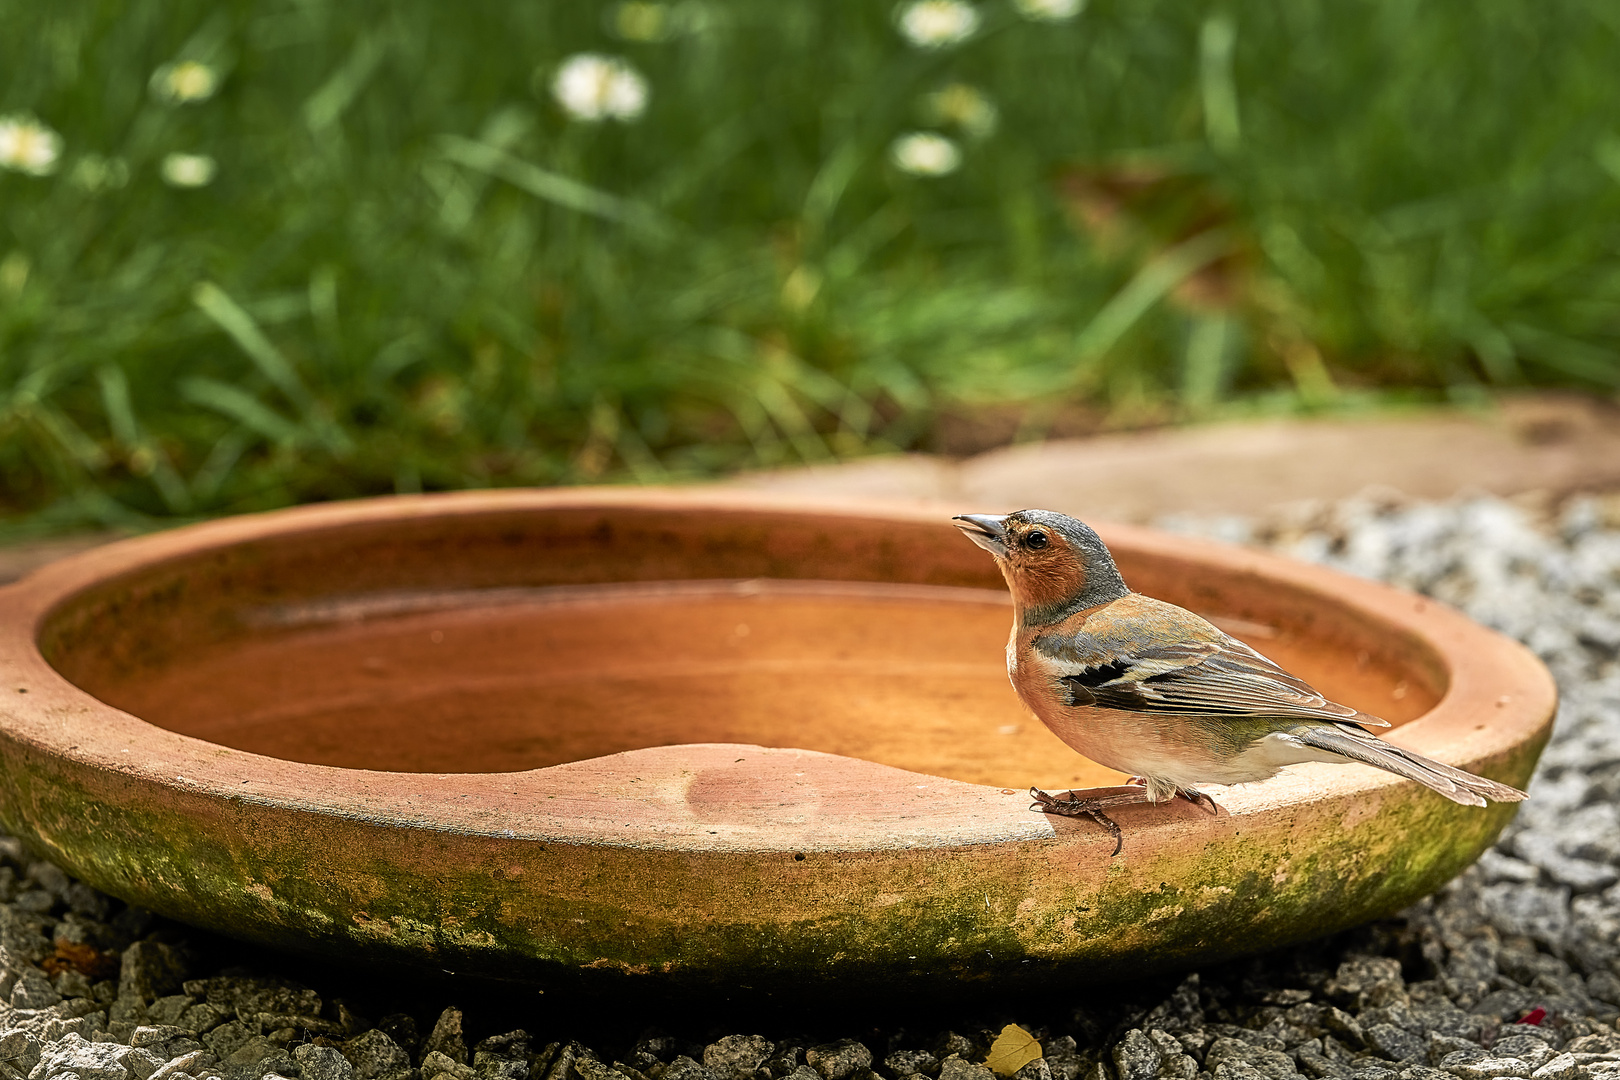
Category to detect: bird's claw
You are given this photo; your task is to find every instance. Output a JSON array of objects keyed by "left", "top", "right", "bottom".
[
  {"left": 1177, "top": 787, "right": 1219, "bottom": 815},
  {"left": 1029, "top": 787, "right": 1125, "bottom": 856}
]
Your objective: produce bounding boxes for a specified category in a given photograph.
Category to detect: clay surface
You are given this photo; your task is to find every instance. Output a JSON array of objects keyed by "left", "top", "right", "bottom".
[{"left": 0, "top": 489, "right": 1554, "bottom": 986}]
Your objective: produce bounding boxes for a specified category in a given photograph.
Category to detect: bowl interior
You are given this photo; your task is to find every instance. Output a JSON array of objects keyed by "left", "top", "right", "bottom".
[{"left": 37, "top": 503, "right": 1444, "bottom": 790}]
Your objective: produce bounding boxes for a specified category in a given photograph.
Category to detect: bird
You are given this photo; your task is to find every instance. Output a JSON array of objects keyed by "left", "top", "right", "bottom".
[{"left": 951, "top": 508, "right": 1527, "bottom": 854}]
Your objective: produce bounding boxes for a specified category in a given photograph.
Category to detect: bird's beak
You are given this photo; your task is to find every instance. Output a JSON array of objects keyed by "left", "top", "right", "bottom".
[{"left": 952, "top": 513, "right": 1009, "bottom": 557}]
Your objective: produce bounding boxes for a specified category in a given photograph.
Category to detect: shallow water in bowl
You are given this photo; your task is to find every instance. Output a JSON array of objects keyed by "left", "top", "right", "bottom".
[{"left": 78, "top": 579, "right": 1433, "bottom": 790}]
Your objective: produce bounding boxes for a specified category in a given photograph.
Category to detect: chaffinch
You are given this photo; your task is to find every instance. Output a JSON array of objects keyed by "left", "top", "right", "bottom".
[{"left": 953, "top": 509, "right": 1526, "bottom": 854}]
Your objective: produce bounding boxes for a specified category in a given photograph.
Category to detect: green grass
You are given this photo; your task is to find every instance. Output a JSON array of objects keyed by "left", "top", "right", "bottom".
[{"left": 2, "top": 1, "right": 1619, "bottom": 528}]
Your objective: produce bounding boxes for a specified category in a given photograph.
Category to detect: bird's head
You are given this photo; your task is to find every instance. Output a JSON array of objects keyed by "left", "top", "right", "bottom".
[{"left": 952, "top": 509, "right": 1129, "bottom": 625}]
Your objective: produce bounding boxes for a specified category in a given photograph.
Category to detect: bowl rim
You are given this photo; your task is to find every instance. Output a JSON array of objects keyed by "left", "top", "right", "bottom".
[{"left": 0, "top": 487, "right": 1555, "bottom": 856}]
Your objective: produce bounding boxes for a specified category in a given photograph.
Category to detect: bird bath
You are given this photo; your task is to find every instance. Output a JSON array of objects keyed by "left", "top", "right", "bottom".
[{"left": 0, "top": 490, "right": 1553, "bottom": 987}]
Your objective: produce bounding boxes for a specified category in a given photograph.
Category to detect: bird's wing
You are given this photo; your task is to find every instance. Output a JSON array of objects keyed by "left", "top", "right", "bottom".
[{"left": 1033, "top": 602, "right": 1389, "bottom": 726}]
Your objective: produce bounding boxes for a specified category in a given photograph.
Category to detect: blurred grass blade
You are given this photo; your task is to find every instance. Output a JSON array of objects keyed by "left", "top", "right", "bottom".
[
  {"left": 1200, "top": 14, "right": 1241, "bottom": 155},
  {"left": 28, "top": 405, "right": 109, "bottom": 471},
  {"left": 96, "top": 366, "right": 141, "bottom": 446},
  {"left": 1507, "top": 325, "right": 1620, "bottom": 385},
  {"left": 1596, "top": 136, "right": 1620, "bottom": 185},
  {"left": 180, "top": 377, "right": 306, "bottom": 445},
  {"left": 191, "top": 430, "right": 251, "bottom": 501},
  {"left": 1074, "top": 230, "right": 1234, "bottom": 368},
  {"left": 193, "top": 282, "right": 313, "bottom": 410},
  {"left": 802, "top": 142, "right": 864, "bottom": 249},
  {"left": 304, "top": 35, "right": 388, "bottom": 133},
  {"left": 436, "top": 135, "right": 673, "bottom": 240},
  {"left": 1182, "top": 313, "right": 1232, "bottom": 408}
]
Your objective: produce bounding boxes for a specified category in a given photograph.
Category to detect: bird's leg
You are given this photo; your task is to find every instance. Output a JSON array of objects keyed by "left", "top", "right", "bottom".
[
  {"left": 1028, "top": 787, "right": 1145, "bottom": 856},
  {"left": 1175, "top": 787, "right": 1220, "bottom": 815}
]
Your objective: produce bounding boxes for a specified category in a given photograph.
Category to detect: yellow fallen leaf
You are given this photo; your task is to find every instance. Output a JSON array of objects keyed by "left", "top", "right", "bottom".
[{"left": 984, "top": 1023, "right": 1042, "bottom": 1077}]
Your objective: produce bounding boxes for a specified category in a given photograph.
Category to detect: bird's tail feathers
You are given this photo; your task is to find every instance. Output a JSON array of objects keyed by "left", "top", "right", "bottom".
[{"left": 1295, "top": 725, "right": 1527, "bottom": 807}]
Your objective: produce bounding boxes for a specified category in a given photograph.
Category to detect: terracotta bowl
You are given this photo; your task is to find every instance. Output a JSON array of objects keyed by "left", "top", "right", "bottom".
[{"left": 0, "top": 490, "right": 1553, "bottom": 987}]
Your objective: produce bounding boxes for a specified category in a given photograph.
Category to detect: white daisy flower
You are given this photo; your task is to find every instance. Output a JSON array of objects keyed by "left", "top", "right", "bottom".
[
  {"left": 925, "top": 83, "right": 998, "bottom": 139},
  {"left": 1013, "top": 0, "right": 1084, "bottom": 21},
  {"left": 151, "top": 61, "right": 220, "bottom": 104},
  {"left": 161, "top": 152, "right": 217, "bottom": 188},
  {"left": 897, "top": 0, "right": 980, "bottom": 48},
  {"left": 551, "top": 54, "right": 649, "bottom": 123},
  {"left": 890, "top": 132, "right": 962, "bottom": 177},
  {"left": 0, "top": 116, "right": 62, "bottom": 177}
]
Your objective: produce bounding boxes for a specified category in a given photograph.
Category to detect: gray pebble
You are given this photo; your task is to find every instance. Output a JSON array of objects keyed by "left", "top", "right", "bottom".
[
  {"left": 423, "top": 1009, "right": 467, "bottom": 1067},
  {"left": 883, "top": 1051, "right": 938, "bottom": 1078},
  {"left": 936, "top": 1059, "right": 992, "bottom": 1080},
  {"left": 1110, "top": 1031, "right": 1160, "bottom": 1080},
  {"left": 340, "top": 1031, "right": 409, "bottom": 1080},
  {"left": 703, "top": 1038, "right": 774, "bottom": 1080},
  {"left": 151, "top": 1052, "right": 215, "bottom": 1080},
  {"left": 805, "top": 1044, "right": 870, "bottom": 1080},
  {"left": 203, "top": 1025, "right": 254, "bottom": 1061},
  {"left": 574, "top": 1062, "right": 632, "bottom": 1080},
  {"left": 31, "top": 1033, "right": 136, "bottom": 1080},
  {"left": 118, "top": 943, "right": 187, "bottom": 1005},
  {"left": 293, "top": 1048, "right": 352, "bottom": 1080},
  {"left": 1366, "top": 1026, "right": 1425, "bottom": 1064},
  {"left": 1444, "top": 1057, "right": 1532, "bottom": 1079},
  {"left": 12, "top": 967, "right": 62, "bottom": 1010},
  {"left": 1205, "top": 1037, "right": 1298, "bottom": 1080},
  {"left": 1527, "top": 1055, "right": 1576, "bottom": 1080},
  {"left": 663, "top": 1059, "right": 719, "bottom": 1080}
]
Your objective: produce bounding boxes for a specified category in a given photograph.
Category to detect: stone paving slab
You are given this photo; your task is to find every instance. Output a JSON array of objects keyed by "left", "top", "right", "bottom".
[
  {"left": 729, "top": 395, "right": 1620, "bottom": 522},
  {"left": 4, "top": 395, "right": 1617, "bottom": 585}
]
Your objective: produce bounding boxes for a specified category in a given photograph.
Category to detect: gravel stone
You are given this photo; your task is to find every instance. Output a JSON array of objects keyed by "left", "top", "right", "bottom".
[
  {"left": 1294, "top": 1043, "right": 1349, "bottom": 1080},
  {"left": 423, "top": 1009, "right": 468, "bottom": 1066},
  {"left": 118, "top": 943, "right": 187, "bottom": 1004},
  {"left": 883, "top": 1051, "right": 938, "bottom": 1077},
  {"left": 150, "top": 1051, "right": 214, "bottom": 1080},
  {"left": 936, "top": 1059, "right": 993, "bottom": 1080},
  {"left": 124, "top": 1047, "right": 166, "bottom": 1080},
  {"left": 1012, "top": 1059, "right": 1051, "bottom": 1080},
  {"left": 203, "top": 1025, "right": 254, "bottom": 1061},
  {"left": 12, "top": 966, "right": 62, "bottom": 1010},
  {"left": 1365, "top": 1026, "right": 1425, "bottom": 1064},
  {"left": 421, "top": 1052, "right": 474, "bottom": 1080},
  {"left": 1205, "top": 1037, "right": 1299, "bottom": 1080},
  {"left": 341, "top": 1031, "right": 409, "bottom": 1080},
  {"left": 806, "top": 1044, "right": 871, "bottom": 1080},
  {"left": 31, "top": 1033, "right": 136, "bottom": 1080},
  {"left": 132, "top": 1030, "right": 194, "bottom": 1053},
  {"left": 1110, "top": 1031, "right": 1160, "bottom": 1080},
  {"left": 662, "top": 1058, "right": 719, "bottom": 1080},
  {"left": 1444, "top": 1058, "right": 1533, "bottom": 1080},
  {"left": 703, "top": 1038, "right": 774, "bottom": 1080},
  {"left": 1526, "top": 1055, "right": 1576, "bottom": 1080},
  {"left": 145, "top": 999, "right": 195, "bottom": 1029},
  {"left": 575, "top": 1061, "right": 632, "bottom": 1080},
  {"left": 1327, "top": 959, "right": 1405, "bottom": 1010},
  {"left": 1486, "top": 1039, "right": 1550, "bottom": 1071}
]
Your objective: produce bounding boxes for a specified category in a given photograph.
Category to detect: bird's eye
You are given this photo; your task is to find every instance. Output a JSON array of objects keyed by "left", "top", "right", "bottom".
[{"left": 1024, "top": 530, "right": 1049, "bottom": 550}]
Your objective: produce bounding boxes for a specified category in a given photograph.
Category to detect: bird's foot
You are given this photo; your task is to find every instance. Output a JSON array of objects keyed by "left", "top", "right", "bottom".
[
  {"left": 1029, "top": 787, "right": 1128, "bottom": 856},
  {"left": 1175, "top": 787, "right": 1220, "bottom": 815}
]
